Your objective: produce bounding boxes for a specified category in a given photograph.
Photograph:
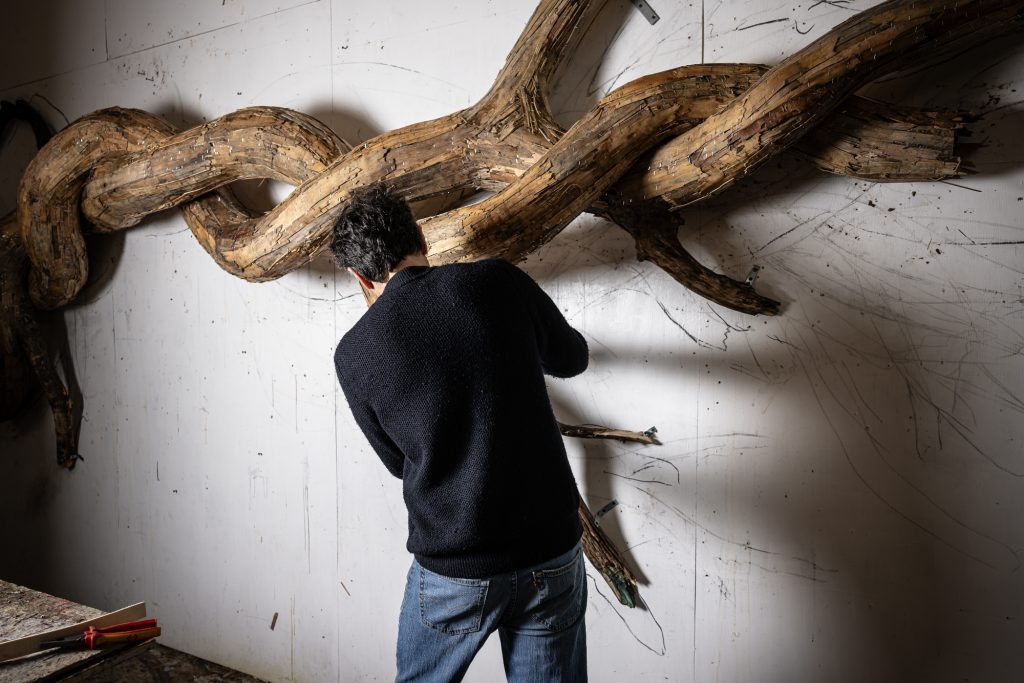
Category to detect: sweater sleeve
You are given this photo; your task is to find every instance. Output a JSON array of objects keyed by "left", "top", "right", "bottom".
[
  {"left": 497, "top": 259, "right": 589, "bottom": 379},
  {"left": 336, "top": 351, "right": 405, "bottom": 478}
]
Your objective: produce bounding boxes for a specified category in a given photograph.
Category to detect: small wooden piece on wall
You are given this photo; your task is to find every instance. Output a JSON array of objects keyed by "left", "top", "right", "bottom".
[{"left": 579, "top": 500, "right": 639, "bottom": 608}]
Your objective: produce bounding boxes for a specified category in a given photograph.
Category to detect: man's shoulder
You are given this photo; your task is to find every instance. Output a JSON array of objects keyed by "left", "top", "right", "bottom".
[
  {"left": 335, "top": 314, "right": 377, "bottom": 385},
  {"left": 334, "top": 331, "right": 354, "bottom": 365},
  {"left": 449, "top": 258, "right": 522, "bottom": 289},
  {"left": 334, "top": 333, "right": 356, "bottom": 384}
]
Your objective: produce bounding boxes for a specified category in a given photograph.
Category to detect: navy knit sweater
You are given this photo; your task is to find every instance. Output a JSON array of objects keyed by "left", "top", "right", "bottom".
[{"left": 334, "top": 258, "right": 587, "bottom": 579}]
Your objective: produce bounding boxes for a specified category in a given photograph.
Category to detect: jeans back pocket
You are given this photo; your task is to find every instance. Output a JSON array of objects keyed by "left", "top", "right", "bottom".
[
  {"left": 418, "top": 563, "right": 490, "bottom": 635},
  {"left": 530, "top": 547, "right": 586, "bottom": 632}
]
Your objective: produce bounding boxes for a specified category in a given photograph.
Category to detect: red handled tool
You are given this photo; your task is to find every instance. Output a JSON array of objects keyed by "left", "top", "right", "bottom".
[{"left": 39, "top": 619, "right": 160, "bottom": 650}]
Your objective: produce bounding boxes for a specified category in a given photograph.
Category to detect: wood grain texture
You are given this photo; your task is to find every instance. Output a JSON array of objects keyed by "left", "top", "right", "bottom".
[{"left": 16, "top": 1, "right": 1009, "bottom": 311}]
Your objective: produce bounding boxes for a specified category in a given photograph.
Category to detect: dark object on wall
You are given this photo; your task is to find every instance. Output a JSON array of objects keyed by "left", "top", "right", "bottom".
[
  {"left": 0, "top": 100, "right": 81, "bottom": 468},
  {"left": 1, "top": 99, "right": 53, "bottom": 149}
]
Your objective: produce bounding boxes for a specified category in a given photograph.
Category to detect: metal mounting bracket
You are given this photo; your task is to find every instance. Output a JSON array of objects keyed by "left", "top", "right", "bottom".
[
  {"left": 630, "top": 0, "right": 660, "bottom": 25},
  {"left": 594, "top": 499, "right": 620, "bottom": 527}
]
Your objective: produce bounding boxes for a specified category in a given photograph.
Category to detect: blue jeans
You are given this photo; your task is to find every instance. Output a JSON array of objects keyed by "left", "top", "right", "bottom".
[{"left": 396, "top": 541, "right": 588, "bottom": 683}]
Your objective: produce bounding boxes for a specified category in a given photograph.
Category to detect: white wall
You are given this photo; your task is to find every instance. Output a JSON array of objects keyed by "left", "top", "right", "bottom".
[{"left": 2, "top": 1, "right": 1023, "bottom": 681}]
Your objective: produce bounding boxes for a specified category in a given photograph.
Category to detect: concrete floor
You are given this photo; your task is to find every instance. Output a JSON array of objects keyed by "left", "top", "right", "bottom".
[{"left": 76, "top": 645, "right": 266, "bottom": 683}]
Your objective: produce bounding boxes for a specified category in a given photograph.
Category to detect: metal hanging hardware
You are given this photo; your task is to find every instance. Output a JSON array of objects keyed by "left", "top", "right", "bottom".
[{"left": 630, "top": 0, "right": 660, "bottom": 25}]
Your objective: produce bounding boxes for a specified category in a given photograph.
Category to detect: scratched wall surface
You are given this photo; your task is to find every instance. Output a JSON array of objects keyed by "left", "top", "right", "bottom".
[{"left": 1, "top": 1, "right": 1022, "bottom": 681}]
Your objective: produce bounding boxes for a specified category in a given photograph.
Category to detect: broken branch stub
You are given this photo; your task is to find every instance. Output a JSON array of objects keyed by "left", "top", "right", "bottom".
[{"left": 579, "top": 499, "right": 639, "bottom": 608}]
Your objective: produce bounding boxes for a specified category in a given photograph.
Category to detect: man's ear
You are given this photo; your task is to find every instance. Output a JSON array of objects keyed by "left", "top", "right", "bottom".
[{"left": 347, "top": 267, "right": 375, "bottom": 290}]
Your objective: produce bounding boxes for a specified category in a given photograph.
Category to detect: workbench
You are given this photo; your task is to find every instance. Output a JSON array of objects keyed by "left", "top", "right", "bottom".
[{"left": 0, "top": 579, "right": 154, "bottom": 682}]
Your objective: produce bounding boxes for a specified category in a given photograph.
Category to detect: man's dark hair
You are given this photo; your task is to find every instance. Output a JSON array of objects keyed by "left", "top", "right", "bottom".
[{"left": 330, "top": 183, "right": 422, "bottom": 283}]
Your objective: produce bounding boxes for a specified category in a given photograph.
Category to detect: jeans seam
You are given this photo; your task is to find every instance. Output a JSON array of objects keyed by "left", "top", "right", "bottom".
[{"left": 500, "top": 571, "right": 518, "bottom": 623}]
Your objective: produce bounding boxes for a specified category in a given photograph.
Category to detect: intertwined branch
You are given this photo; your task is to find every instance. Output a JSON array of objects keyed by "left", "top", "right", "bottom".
[
  {"left": 5, "top": 0, "right": 1023, "bottom": 605},
  {"left": 22, "top": 0, "right": 1012, "bottom": 312}
]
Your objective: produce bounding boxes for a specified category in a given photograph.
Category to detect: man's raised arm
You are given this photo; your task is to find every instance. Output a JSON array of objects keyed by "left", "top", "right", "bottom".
[{"left": 499, "top": 260, "right": 589, "bottom": 379}]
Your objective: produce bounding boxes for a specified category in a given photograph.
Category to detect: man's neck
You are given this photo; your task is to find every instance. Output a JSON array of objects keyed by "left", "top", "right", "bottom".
[
  {"left": 371, "top": 252, "right": 430, "bottom": 295},
  {"left": 385, "top": 253, "right": 430, "bottom": 283}
]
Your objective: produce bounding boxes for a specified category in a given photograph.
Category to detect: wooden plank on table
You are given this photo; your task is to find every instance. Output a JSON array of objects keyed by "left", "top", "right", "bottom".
[{"left": 0, "top": 603, "right": 147, "bottom": 664}]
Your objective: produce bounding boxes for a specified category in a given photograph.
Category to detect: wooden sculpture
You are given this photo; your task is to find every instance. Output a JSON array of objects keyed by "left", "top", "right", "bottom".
[{"left": 4, "top": 0, "right": 1023, "bottom": 606}]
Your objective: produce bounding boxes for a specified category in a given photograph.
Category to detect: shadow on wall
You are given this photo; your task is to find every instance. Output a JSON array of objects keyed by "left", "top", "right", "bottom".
[
  {"left": 547, "top": 0, "right": 638, "bottom": 128},
  {"left": 534, "top": 25, "right": 1024, "bottom": 680},
  {"left": 550, "top": 324, "right": 1017, "bottom": 679},
  {"left": 0, "top": 2, "right": 62, "bottom": 590}
]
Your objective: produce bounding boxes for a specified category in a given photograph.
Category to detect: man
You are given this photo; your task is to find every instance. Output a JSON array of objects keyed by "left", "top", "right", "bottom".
[{"left": 331, "top": 183, "right": 590, "bottom": 683}]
